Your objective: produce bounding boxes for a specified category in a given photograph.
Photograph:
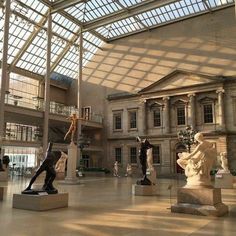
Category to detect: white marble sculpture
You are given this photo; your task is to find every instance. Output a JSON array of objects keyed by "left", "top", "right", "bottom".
[
  {"left": 113, "top": 161, "right": 119, "bottom": 177},
  {"left": 177, "top": 132, "right": 216, "bottom": 187},
  {"left": 147, "top": 148, "right": 154, "bottom": 172},
  {"left": 55, "top": 152, "right": 68, "bottom": 173},
  {"left": 219, "top": 152, "right": 230, "bottom": 173},
  {"left": 125, "top": 163, "right": 132, "bottom": 177}
]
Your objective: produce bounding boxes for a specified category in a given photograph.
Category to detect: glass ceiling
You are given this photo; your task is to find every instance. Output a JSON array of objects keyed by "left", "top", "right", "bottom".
[{"left": 0, "top": 0, "right": 234, "bottom": 80}]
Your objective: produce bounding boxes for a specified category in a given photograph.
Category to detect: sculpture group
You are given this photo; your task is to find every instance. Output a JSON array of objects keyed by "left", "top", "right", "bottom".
[{"left": 177, "top": 132, "right": 216, "bottom": 187}]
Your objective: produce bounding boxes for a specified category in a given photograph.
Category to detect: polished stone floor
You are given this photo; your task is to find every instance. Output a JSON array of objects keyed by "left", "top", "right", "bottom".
[{"left": 0, "top": 176, "right": 236, "bottom": 236}]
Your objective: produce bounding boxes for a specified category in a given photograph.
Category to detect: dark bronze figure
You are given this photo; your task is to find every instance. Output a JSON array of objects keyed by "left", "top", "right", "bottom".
[
  {"left": 136, "top": 137, "right": 153, "bottom": 185},
  {"left": 22, "top": 143, "right": 61, "bottom": 194}
]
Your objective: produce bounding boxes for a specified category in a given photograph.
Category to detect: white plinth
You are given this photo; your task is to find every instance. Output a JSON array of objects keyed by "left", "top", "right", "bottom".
[
  {"left": 0, "top": 187, "right": 3, "bottom": 201},
  {"left": 65, "top": 142, "right": 78, "bottom": 184},
  {"left": 12, "top": 193, "right": 69, "bottom": 211},
  {"left": 132, "top": 184, "right": 158, "bottom": 196},
  {"left": 171, "top": 187, "right": 228, "bottom": 216},
  {"left": 0, "top": 171, "right": 8, "bottom": 182},
  {"left": 215, "top": 171, "right": 234, "bottom": 189}
]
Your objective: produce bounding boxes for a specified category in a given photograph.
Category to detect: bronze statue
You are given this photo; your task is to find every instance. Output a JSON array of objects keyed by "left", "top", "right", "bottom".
[
  {"left": 136, "top": 137, "right": 154, "bottom": 185},
  {"left": 22, "top": 143, "right": 61, "bottom": 194}
]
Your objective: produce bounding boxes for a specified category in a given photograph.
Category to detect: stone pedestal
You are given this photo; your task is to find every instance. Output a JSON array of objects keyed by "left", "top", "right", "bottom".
[
  {"left": 215, "top": 171, "right": 233, "bottom": 189},
  {"left": 132, "top": 184, "right": 158, "bottom": 196},
  {"left": 64, "top": 142, "right": 79, "bottom": 184},
  {"left": 12, "top": 193, "right": 68, "bottom": 211},
  {"left": 0, "top": 187, "right": 3, "bottom": 201},
  {"left": 171, "top": 187, "right": 228, "bottom": 216},
  {"left": 0, "top": 171, "right": 8, "bottom": 182}
]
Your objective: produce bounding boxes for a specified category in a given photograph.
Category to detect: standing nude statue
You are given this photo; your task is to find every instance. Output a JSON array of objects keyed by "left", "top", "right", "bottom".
[
  {"left": 64, "top": 113, "right": 79, "bottom": 143},
  {"left": 219, "top": 152, "right": 230, "bottom": 173}
]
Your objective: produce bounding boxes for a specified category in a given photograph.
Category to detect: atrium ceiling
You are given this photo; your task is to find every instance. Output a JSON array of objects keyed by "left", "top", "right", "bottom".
[{"left": 0, "top": 0, "right": 234, "bottom": 80}]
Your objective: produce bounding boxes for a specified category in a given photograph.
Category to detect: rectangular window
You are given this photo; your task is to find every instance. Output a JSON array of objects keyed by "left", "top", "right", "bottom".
[
  {"left": 203, "top": 104, "right": 213, "bottom": 123},
  {"left": 113, "top": 113, "right": 122, "bottom": 130},
  {"left": 115, "top": 147, "right": 122, "bottom": 164},
  {"left": 177, "top": 106, "right": 185, "bottom": 125},
  {"left": 130, "top": 147, "right": 137, "bottom": 164},
  {"left": 129, "top": 111, "right": 137, "bottom": 129},
  {"left": 153, "top": 109, "right": 161, "bottom": 127},
  {"left": 82, "top": 107, "right": 91, "bottom": 120},
  {"left": 153, "top": 146, "right": 161, "bottom": 164}
]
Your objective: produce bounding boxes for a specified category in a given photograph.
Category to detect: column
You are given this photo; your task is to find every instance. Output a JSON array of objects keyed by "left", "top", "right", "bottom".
[
  {"left": 216, "top": 89, "right": 225, "bottom": 130},
  {"left": 187, "top": 93, "right": 196, "bottom": 130},
  {"left": 139, "top": 98, "right": 147, "bottom": 136},
  {"left": 77, "top": 29, "right": 83, "bottom": 162},
  {"left": 42, "top": 13, "right": 52, "bottom": 153},
  {"left": 163, "top": 96, "right": 170, "bottom": 134},
  {"left": 0, "top": 0, "right": 11, "bottom": 143}
]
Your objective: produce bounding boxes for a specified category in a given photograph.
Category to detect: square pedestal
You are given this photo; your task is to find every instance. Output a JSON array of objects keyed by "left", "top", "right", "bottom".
[
  {"left": 215, "top": 172, "right": 234, "bottom": 189},
  {"left": 132, "top": 184, "right": 158, "bottom": 196},
  {"left": 0, "top": 171, "right": 8, "bottom": 182},
  {"left": 171, "top": 187, "right": 228, "bottom": 216},
  {"left": 13, "top": 193, "right": 68, "bottom": 211},
  {"left": 0, "top": 187, "right": 3, "bottom": 201}
]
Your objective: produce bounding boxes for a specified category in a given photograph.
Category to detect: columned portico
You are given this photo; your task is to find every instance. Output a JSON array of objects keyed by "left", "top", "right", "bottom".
[
  {"left": 140, "top": 98, "right": 147, "bottom": 136},
  {"left": 187, "top": 93, "right": 196, "bottom": 130},
  {"left": 216, "top": 89, "right": 225, "bottom": 130},
  {"left": 163, "top": 96, "right": 170, "bottom": 134}
]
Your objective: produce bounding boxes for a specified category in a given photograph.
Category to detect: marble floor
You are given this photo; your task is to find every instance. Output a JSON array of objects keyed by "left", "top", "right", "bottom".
[{"left": 0, "top": 176, "right": 236, "bottom": 236}]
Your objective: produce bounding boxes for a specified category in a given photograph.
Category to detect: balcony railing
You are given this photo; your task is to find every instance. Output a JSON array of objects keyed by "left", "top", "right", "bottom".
[{"left": 4, "top": 93, "right": 103, "bottom": 124}]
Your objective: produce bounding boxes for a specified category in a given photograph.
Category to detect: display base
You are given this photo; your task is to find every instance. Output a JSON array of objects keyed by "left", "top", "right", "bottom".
[
  {"left": 171, "top": 187, "right": 228, "bottom": 216},
  {"left": 0, "top": 171, "right": 8, "bottom": 182},
  {"left": 12, "top": 193, "right": 68, "bottom": 211},
  {"left": 215, "top": 172, "right": 234, "bottom": 189},
  {"left": 171, "top": 203, "right": 228, "bottom": 217},
  {"left": 21, "top": 189, "right": 58, "bottom": 195},
  {"left": 0, "top": 187, "right": 3, "bottom": 201},
  {"left": 132, "top": 184, "right": 158, "bottom": 196}
]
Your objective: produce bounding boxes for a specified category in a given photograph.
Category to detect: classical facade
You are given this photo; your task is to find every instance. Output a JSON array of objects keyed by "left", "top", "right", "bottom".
[{"left": 106, "top": 70, "right": 236, "bottom": 176}]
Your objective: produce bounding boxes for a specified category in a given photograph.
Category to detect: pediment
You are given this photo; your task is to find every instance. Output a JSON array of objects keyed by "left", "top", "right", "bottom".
[{"left": 139, "top": 70, "right": 222, "bottom": 94}]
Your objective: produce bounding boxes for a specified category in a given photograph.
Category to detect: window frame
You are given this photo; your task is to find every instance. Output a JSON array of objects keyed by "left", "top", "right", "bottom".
[
  {"left": 176, "top": 105, "right": 186, "bottom": 126},
  {"left": 128, "top": 109, "right": 138, "bottom": 130},
  {"left": 113, "top": 110, "right": 123, "bottom": 131},
  {"left": 129, "top": 146, "right": 137, "bottom": 164},
  {"left": 203, "top": 103, "right": 214, "bottom": 124},
  {"left": 114, "top": 147, "right": 122, "bottom": 164},
  {"left": 152, "top": 145, "right": 161, "bottom": 165}
]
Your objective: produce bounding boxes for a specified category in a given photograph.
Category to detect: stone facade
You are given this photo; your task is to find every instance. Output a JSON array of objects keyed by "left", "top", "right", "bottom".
[{"left": 106, "top": 70, "right": 236, "bottom": 176}]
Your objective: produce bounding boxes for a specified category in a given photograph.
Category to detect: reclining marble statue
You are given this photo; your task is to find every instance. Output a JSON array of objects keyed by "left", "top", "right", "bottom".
[
  {"left": 177, "top": 132, "right": 216, "bottom": 187},
  {"left": 22, "top": 143, "right": 61, "bottom": 194}
]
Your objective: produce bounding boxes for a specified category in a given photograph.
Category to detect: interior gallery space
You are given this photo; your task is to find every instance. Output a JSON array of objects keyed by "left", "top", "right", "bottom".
[{"left": 0, "top": 0, "right": 236, "bottom": 235}]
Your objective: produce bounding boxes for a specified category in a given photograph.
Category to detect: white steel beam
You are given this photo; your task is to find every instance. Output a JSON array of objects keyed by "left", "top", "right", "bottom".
[
  {"left": 83, "top": 0, "right": 178, "bottom": 32},
  {"left": 51, "top": 0, "right": 87, "bottom": 14},
  {"left": 0, "top": 0, "right": 11, "bottom": 143}
]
